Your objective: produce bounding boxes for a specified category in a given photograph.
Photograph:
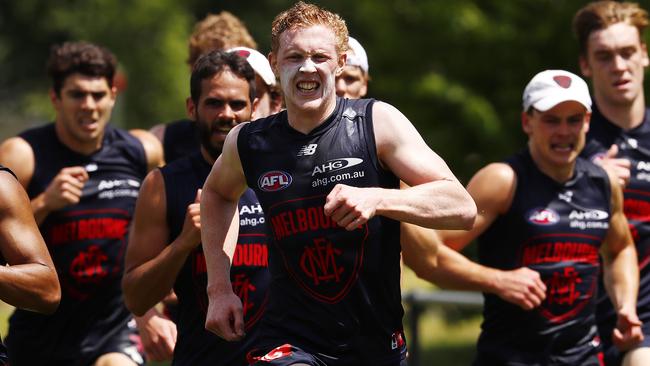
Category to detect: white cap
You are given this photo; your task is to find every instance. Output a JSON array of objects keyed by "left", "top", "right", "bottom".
[
  {"left": 346, "top": 36, "right": 369, "bottom": 73},
  {"left": 522, "top": 70, "right": 591, "bottom": 112},
  {"left": 228, "top": 47, "right": 276, "bottom": 87}
]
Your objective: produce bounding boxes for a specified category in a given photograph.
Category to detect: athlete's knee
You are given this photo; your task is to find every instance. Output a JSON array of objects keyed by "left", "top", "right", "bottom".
[
  {"left": 622, "top": 346, "right": 650, "bottom": 366},
  {"left": 93, "top": 352, "right": 138, "bottom": 366}
]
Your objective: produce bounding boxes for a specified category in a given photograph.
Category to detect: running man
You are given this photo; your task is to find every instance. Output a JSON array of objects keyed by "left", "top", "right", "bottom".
[
  {"left": 123, "top": 50, "right": 270, "bottom": 365},
  {"left": 201, "top": 2, "right": 476, "bottom": 365},
  {"left": 0, "top": 41, "right": 163, "bottom": 366},
  {"left": 575, "top": 2, "right": 650, "bottom": 365},
  {"left": 435, "top": 70, "right": 641, "bottom": 365}
]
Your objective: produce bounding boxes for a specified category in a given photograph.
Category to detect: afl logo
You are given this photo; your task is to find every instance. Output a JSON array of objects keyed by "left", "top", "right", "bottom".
[
  {"left": 258, "top": 171, "right": 292, "bottom": 192},
  {"left": 528, "top": 208, "right": 560, "bottom": 226}
]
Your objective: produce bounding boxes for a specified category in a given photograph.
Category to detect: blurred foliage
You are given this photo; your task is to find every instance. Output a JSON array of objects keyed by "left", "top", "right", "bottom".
[{"left": 1, "top": 0, "right": 650, "bottom": 180}]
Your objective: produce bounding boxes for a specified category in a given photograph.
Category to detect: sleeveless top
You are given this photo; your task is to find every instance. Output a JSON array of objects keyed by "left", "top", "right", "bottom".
[
  {"left": 237, "top": 98, "right": 405, "bottom": 364},
  {"left": 162, "top": 119, "right": 199, "bottom": 163},
  {"left": 582, "top": 105, "right": 650, "bottom": 341},
  {"left": 7, "top": 123, "right": 146, "bottom": 362},
  {"left": 160, "top": 151, "right": 270, "bottom": 366},
  {"left": 476, "top": 149, "right": 611, "bottom": 363}
]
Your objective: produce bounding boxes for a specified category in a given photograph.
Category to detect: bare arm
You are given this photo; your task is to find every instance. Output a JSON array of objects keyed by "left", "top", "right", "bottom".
[
  {"left": 324, "top": 101, "right": 476, "bottom": 231},
  {"left": 0, "top": 137, "right": 88, "bottom": 225},
  {"left": 600, "top": 172, "right": 643, "bottom": 351},
  {"left": 0, "top": 170, "right": 60, "bottom": 313},
  {"left": 149, "top": 124, "right": 166, "bottom": 144},
  {"left": 122, "top": 169, "right": 201, "bottom": 316},
  {"left": 405, "top": 163, "right": 546, "bottom": 310},
  {"left": 131, "top": 129, "right": 165, "bottom": 170},
  {"left": 201, "top": 123, "right": 248, "bottom": 341}
]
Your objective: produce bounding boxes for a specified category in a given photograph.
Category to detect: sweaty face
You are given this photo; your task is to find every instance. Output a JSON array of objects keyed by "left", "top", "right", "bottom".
[
  {"left": 523, "top": 101, "right": 590, "bottom": 171},
  {"left": 51, "top": 73, "right": 116, "bottom": 152},
  {"left": 271, "top": 24, "right": 344, "bottom": 115},
  {"left": 581, "top": 22, "right": 649, "bottom": 107},
  {"left": 189, "top": 70, "right": 252, "bottom": 160},
  {"left": 336, "top": 65, "right": 368, "bottom": 99}
]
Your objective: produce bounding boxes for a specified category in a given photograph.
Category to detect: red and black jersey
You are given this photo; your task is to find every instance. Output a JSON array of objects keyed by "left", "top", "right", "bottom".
[
  {"left": 475, "top": 148, "right": 610, "bottom": 365},
  {"left": 160, "top": 151, "right": 269, "bottom": 366},
  {"left": 582, "top": 104, "right": 650, "bottom": 364},
  {"left": 237, "top": 98, "right": 406, "bottom": 365},
  {"left": 6, "top": 123, "right": 147, "bottom": 365}
]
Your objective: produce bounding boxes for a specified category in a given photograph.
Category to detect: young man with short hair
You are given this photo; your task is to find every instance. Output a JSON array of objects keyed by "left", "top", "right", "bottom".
[
  {"left": 575, "top": 1, "right": 650, "bottom": 365},
  {"left": 201, "top": 2, "right": 476, "bottom": 365},
  {"left": 0, "top": 41, "right": 163, "bottom": 366},
  {"left": 122, "top": 50, "right": 271, "bottom": 366}
]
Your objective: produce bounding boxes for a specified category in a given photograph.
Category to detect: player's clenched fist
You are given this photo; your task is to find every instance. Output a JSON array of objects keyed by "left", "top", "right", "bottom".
[
  {"left": 324, "top": 184, "right": 381, "bottom": 231},
  {"left": 42, "top": 166, "right": 89, "bottom": 210},
  {"left": 178, "top": 189, "right": 202, "bottom": 252},
  {"left": 205, "top": 286, "right": 245, "bottom": 342}
]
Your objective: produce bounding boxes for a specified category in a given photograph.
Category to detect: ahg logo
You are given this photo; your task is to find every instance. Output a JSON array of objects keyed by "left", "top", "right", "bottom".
[
  {"left": 311, "top": 158, "right": 363, "bottom": 176},
  {"left": 528, "top": 208, "right": 560, "bottom": 226},
  {"left": 258, "top": 171, "right": 292, "bottom": 192}
]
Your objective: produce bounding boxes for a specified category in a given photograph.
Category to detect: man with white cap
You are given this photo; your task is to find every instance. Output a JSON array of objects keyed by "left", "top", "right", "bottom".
[
  {"left": 429, "top": 70, "right": 642, "bottom": 365},
  {"left": 122, "top": 50, "right": 270, "bottom": 366},
  {"left": 336, "top": 36, "right": 369, "bottom": 99}
]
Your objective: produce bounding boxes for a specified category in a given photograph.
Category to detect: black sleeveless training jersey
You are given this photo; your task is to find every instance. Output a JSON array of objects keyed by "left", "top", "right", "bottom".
[
  {"left": 163, "top": 119, "right": 199, "bottom": 163},
  {"left": 582, "top": 105, "right": 650, "bottom": 363},
  {"left": 160, "top": 151, "right": 270, "bottom": 366},
  {"left": 475, "top": 149, "right": 611, "bottom": 366},
  {"left": 237, "top": 97, "right": 405, "bottom": 365},
  {"left": 6, "top": 123, "right": 147, "bottom": 364}
]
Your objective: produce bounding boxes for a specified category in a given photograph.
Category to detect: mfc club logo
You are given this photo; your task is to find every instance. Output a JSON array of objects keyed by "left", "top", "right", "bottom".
[
  {"left": 528, "top": 208, "right": 560, "bottom": 226},
  {"left": 258, "top": 171, "right": 292, "bottom": 192},
  {"left": 70, "top": 245, "right": 109, "bottom": 284}
]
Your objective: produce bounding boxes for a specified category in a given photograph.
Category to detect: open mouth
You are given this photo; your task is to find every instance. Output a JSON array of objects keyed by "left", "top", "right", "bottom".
[
  {"left": 297, "top": 81, "right": 320, "bottom": 92},
  {"left": 551, "top": 143, "right": 574, "bottom": 152}
]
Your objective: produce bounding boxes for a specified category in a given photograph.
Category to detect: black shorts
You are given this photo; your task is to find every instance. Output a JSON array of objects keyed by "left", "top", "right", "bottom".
[
  {"left": 247, "top": 344, "right": 407, "bottom": 366},
  {"left": 7, "top": 319, "right": 144, "bottom": 366}
]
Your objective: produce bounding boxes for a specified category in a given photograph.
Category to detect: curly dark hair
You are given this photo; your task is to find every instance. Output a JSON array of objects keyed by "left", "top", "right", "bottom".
[{"left": 47, "top": 41, "right": 117, "bottom": 95}]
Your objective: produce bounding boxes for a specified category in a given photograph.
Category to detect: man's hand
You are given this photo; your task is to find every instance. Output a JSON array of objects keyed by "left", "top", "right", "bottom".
[
  {"left": 492, "top": 267, "right": 546, "bottom": 310},
  {"left": 594, "top": 144, "right": 631, "bottom": 187},
  {"left": 612, "top": 307, "right": 644, "bottom": 351},
  {"left": 205, "top": 285, "right": 245, "bottom": 341},
  {"left": 134, "top": 308, "right": 177, "bottom": 362},
  {"left": 177, "top": 189, "right": 202, "bottom": 252},
  {"left": 42, "top": 166, "right": 89, "bottom": 210},
  {"left": 324, "top": 184, "right": 380, "bottom": 231}
]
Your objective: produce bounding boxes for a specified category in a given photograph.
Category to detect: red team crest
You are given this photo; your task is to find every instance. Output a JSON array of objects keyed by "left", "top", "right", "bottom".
[{"left": 268, "top": 196, "right": 367, "bottom": 303}]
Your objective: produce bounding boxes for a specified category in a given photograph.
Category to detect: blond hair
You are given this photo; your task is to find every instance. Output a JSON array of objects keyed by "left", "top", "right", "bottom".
[
  {"left": 271, "top": 2, "right": 348, "bottom": 55},
  {"left": 188, "top": 11, "right": 257, "bottom": 66}
]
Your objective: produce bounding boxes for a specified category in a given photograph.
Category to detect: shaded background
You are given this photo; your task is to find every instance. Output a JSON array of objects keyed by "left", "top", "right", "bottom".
[
  {"left": 1, "top": 1, "right": 650, "bottom": 364},
  {"left": 5, "top": 0, "right": 649, "bottom": 181}
]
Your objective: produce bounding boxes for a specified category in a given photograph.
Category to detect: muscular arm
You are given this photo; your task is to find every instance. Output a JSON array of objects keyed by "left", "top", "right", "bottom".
[
  {"left": 122, "top": 170, "right": 200, "bottom": 316},
  {"left": 403, "top": 163, "right": 546, "bottom": 309},
  {"left": 374, "top": 102, "right": 476, "bottom": 229},
  {"left": 0, "top": 171, "right": 60, "bottom": 313},
  {"left": 201, "top": 124, "right": 248, "bottom": 341},
  {"left": 600, "top": 172, "right": 643, "bottom": 350}
]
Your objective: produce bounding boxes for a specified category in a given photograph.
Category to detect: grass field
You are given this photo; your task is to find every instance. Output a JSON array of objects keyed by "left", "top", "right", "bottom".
[{"left": 0, "top": 267, "right": 482, "bottom": 366}]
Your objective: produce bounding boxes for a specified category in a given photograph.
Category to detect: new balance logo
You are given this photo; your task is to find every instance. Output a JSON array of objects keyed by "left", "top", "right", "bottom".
[{"left": 297, "top": 144, "right": 318, "bottom": 156}]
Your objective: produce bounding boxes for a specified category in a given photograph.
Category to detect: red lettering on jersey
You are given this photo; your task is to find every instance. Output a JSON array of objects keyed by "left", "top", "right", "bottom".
[
  {"left": 522, "top": 242, "right": 598, "bottom": 265},
  {"left": 48, "top": 218, "right": 128, "bottom": 245},
  {"left": 270, "top": 206, "right": 342, "bottom": 241}
]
